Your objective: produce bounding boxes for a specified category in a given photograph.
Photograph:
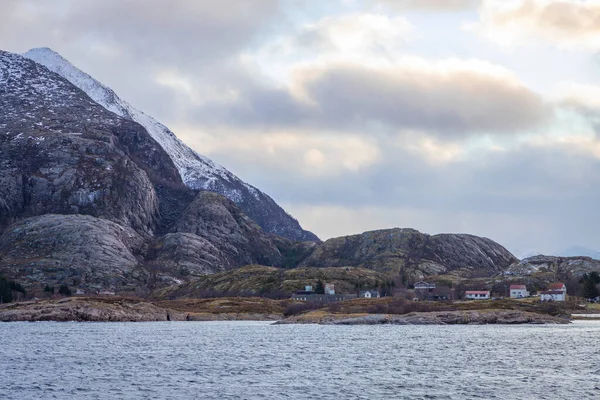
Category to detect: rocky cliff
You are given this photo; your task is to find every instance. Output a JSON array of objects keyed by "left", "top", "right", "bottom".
[
  {"left": 299, "top": 228, "right": 517, "bottom": 277},
  {"left": 23, "top": 47, "right": 318, "bottom": 242},
  {"left": 0, "top": 50, "right": 291, "bottom": 290}
]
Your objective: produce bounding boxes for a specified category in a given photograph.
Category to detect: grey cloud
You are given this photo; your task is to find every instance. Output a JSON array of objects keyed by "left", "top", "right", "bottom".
[
  {"left": 210, "top": 135, "right": 600, "bottom": 253},
  {"left": 0, "top": 0, "right": 280, "bottom": 64},
  {"left": 196, "top": 63, "right": 549, "bottom": 137}
]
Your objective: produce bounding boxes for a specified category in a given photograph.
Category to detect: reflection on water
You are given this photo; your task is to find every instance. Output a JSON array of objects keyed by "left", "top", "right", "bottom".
[{"left": 2, "top": 321, "right": 600, "bottom": 399}]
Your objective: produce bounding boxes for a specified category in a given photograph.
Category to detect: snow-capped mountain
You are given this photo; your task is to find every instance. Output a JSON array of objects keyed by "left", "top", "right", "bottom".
[
  {"left": 558, "top": 246, "right": 600, "bottom": 260},
  {"left": 24, "top": 47, "right": 318, "bottom": 242}
]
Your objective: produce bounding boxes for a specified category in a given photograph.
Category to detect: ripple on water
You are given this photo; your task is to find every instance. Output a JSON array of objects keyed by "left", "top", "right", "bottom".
[{"left": 1, "top": 321, "right": 599, "bottom": 399}]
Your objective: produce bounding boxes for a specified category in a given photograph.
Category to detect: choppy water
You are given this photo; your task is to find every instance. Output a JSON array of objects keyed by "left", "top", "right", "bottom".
[{"left": 2, "top": 321, "right": 600, "bottom": 399}]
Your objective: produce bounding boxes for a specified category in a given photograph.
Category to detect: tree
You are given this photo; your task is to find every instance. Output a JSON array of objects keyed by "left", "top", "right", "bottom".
[
  {"left": 582, "top": 279, "right": 600, "bottom": 300},
  {"left": 44, "top": 285, "right": 55, "bottom": 294},
  {"left": 0, "top": 276, "right": 13, "bottom": 303},
  {"left": 315, "top": 280, "right": 325, "bottom": 294},
  {"left": 58, "top": 284, "right": 72, "bottom": 296}
]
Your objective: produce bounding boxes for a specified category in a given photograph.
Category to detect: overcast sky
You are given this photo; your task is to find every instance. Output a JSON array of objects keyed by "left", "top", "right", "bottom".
[{"left": 1, "top": 0, "right": 600, "bottom": 256}]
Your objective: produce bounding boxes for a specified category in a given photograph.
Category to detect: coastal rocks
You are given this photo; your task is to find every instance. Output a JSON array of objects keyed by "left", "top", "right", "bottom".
[
  {"left": 279, "top": 310, "right": 570, "bottom": 325},
  {"left": 300, "top": 228, "right": 517, "bottom": 276},
  {"left": 0, "top": 297, "right": 186, "bottom": 322},
  {"left": 0, "top": 214, "right": 146, "bottom": 288}
]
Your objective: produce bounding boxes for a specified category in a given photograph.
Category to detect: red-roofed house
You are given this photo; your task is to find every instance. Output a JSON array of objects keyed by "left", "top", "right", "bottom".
[
  {"left": 541, "top": 283, "right": 566, "bottom": 301},
  {"left": 510, "top": 285, "right": 529, "bottom": 299},
  {"left": 465, "top": 290, "right": 490, "bottom": 300}
]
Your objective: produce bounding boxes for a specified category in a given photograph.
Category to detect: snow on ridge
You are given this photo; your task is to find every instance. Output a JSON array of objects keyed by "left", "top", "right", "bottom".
[{"left": 23, "top": 47, "right": 237, "bottom": 190}]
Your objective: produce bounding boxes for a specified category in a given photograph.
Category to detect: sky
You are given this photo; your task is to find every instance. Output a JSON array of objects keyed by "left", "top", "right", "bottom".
[{"left": 1, "top": 0, "right": 600, "bottom": 256}]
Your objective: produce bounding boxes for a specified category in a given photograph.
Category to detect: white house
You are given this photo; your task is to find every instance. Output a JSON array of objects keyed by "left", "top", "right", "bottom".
[
  {"left": 465, "top": 290, "right": 490, "bottom": 300},
  {"left": 540, "top": 291, "right": 565, "bottom": 301},
  {"left": 509, "top": 285, "right": 529, "bottom": 299},
  {"left": 540, "top": 283, "right": 566, "bottom": 302},
  {"left": 325, "top": 283, "right": 335, "bottom": 295},
  {"left": 359, "top": 290, "right": 380, "bottom": 298}
]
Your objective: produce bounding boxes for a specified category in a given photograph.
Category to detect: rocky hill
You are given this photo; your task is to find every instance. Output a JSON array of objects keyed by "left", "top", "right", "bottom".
[
  {"left": 299, "top": 228, "right": 517, "bottom": 277},
  {"left": 0, "top": 50, "right": 294, "bottom": 291},
  {"left": 157, "top": 265, "right": 391, "bottom": 299},
  {"left": 23, "top": 47, "right": 318, "bottom": 242},
  {"left": 507, "top": 255, "right": 600, "bottom": 277}
]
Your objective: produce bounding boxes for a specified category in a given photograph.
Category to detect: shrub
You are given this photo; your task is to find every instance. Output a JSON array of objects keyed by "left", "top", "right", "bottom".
[{"left": 58, "top": 285, "right": 72, "bottom": 296}]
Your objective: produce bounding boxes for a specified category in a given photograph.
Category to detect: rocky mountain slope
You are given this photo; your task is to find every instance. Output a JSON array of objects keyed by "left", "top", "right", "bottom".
[
  {"left": 23, "top": 47, "right": 318, "bottom": 242},
  {"left": 0, "top": 50, "right": 294, "bottom": 290},
  {"left": 299, "top": 228, "right": 518, "bottom": 277},
  {"left": 507, "top": 255, "right": 600, "bottom": 277}
]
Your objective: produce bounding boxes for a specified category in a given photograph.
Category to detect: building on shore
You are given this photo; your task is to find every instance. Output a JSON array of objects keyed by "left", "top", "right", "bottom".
[
  {"left": 509, "top": 285, "right": 529, "bottom": 299},
  {"left": 414, "top": 281, "right": 436, "bottom": 291},
  {"left": 465, "top": 290, "right": 490, "bottom": 300},
  {"left": 325, "top": 283, "right": 335, "bottom": 295},
  {"left": 359, "top": 290, "right": 380, "bottom": 298},
  {"left": 291, "top": 293, "right": 357, "bottom": 304},
  {"left": 540, "top": 283, "right": 566, "bottom": 302}
]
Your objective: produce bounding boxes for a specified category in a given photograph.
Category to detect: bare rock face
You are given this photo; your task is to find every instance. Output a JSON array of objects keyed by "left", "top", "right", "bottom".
[
  {"left": 0, "top": 214, "right": 147, "bottom": 289},
  {"left": 171, "top": 192, "right": 284, "bottom": 268},
  {"left": 151, "top": 232, "right": 229, "bottom": 276},
  {"left": 0, "top": 50, "right": 172, "bottom": 234},
  {"left": 300, "top": 228, "right": 517, "bottom": 276},
  {"left": 24, "top": 47, "right": 319, "bottom": 243}
]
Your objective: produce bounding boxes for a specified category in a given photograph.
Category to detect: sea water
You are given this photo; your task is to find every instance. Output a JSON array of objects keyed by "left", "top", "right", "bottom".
[{"left": 1, "top": 321, "right": 599, "bottom": 399}]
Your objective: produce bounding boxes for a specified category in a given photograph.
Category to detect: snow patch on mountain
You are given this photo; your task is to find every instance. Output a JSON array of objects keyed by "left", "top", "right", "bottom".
[
  {"left": 23, "top": 47, "right": 318, "bottom": 242},
  {"left": 23, "top": 47, "right": 239, "bottom": 190}
]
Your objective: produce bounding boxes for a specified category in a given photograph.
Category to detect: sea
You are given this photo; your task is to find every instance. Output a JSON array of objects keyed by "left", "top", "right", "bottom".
[{"left": 1, "top": 321, "right": 599, "bottom": 399}]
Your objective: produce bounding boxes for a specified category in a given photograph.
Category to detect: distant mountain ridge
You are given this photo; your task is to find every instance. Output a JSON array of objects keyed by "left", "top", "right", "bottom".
[{"left": 23, "top": 47, "right": 318, "bottom": 242}]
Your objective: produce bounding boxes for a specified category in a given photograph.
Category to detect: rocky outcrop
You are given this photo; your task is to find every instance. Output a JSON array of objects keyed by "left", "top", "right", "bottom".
[
  {"left": 0, "top": 297, "right": 287, "bottom": 322},
  {"left": 0, "top": 297, "right": 186, "bottom": 322},
  {"left": 0, "top": 214, "right": 147, "bottom": 289},
  {"left": 278, "top": 310, "right": 570, "bottom": 325},
  {"left": 508, "top": 255, "right": 600, "bottom": 277},
  {"left": 171, "top": 192, "right": 283, "bottom": 268},
  {"left": 300, "top": 228, "right": 517, "bottom": 276}
]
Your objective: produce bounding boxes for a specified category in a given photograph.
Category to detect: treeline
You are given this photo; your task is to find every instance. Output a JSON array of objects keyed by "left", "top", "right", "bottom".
[{"left": 0, "top": 275, "right": 26, "bottom": 303}]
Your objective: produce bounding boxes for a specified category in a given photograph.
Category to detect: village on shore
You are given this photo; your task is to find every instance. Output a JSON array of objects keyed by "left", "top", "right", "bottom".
[{"left": 291, "top": 281, "right": 570, "bottom": 305}]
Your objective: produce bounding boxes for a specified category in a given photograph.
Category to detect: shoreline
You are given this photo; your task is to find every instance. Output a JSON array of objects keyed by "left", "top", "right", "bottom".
[{"left": 0, "top": 297, "right": 573, "bottom": 325}]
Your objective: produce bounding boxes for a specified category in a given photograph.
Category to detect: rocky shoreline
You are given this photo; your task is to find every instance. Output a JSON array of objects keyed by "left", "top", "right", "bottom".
[
  {"left": 277, "top": 310, "right": 571, "bottom": 325},
  {"left": 0, "top": 298, "right": 571, "bottom": 325},
  {"left": 0, "top": 298, "right": 281, "bottom": 322}
]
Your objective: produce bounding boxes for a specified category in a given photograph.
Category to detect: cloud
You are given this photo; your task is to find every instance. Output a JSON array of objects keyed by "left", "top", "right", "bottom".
[
  {"left": 193, "top": 58, "right": 548, "bottom": 138},
  {"left": 291, "top": 13, "right": 414, "bottom": 56},
  {"left": 474, "top": 0, "right": 600, "bottom": 50},
  {"left": 375, "top": 0, "right": 480, "bottom": 12},
  {"left": 0, "top": 0, "right": 282, "bottom": 121}
]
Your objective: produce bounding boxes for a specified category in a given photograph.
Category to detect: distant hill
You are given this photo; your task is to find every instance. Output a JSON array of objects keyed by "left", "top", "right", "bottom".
[{"left": 299, "top": 228, "right": 518, "bottom": 277}]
